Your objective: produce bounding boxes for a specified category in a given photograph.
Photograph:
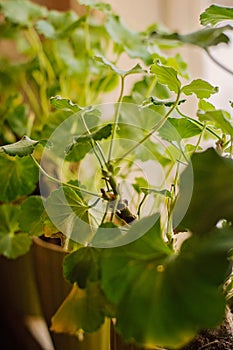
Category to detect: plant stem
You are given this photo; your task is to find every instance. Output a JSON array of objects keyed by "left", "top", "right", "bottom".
[
  {"left": 176, "top": 107, "right": 222, "bottom": 141},
  {"left": 20, "top": 76, "right": 41, "bottom": 120},
  {"left": 137, "top": 192, "right": 147, "bottom": 218},
  {"left": 83, "top": 10, "right": 91, "bottom": 105},
  {"left": 115, "top": 90, "right": 181, "bottom": 164},
  {"left": 80, "top": 111, "right": 107, "bottom": 168},
  {"left": 108, "top": 75, "right": 125, "bottom": 162},
  {"left": 192, "top": 123, "right": 207, "bottom": 154},
  {"left": 145, "top": 76, "right": 157, "bottom": 98},
  {"left": 30, "top": 155, "right": 101, "bottom": 198},
  {"left": 205, "top": 48, "right": 233, "bottom": 76}
]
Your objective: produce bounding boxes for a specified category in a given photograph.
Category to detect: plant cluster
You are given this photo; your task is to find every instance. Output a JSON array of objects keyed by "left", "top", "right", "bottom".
[{"left": 0, "top": 1, "right": 233, "bottom": 349}]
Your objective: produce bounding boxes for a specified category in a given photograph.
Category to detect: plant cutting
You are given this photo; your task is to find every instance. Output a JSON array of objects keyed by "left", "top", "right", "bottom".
[{"left": 0, "top": 1, "right": 233, "bottom": 350}]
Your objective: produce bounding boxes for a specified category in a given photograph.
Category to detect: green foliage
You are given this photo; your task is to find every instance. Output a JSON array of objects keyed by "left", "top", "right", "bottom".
[
  {"left": 198, "top": 109, "right": 233, "bottom": 137},
  {"left": 45, "top": 187, "right": 91, "bottom": 244},
  {"left": 0, "top": 0, "right": 47, "bottom": 26},
  {"left": 0, "top": 204, "right": 32, "bottom": 258},
  {"left": 100, "top": 222, "right": 233, "bottom": 348},
  {"left": 0, "top": 136, "right": 40, "bottom": 157},
  {"left": 51, "top": 282, "right": 112, "bottom": 334},
  {"left": 182, "top": 79, "right": 218, "bottom": 99},
  {"left": 19, "top": 196, "right": 44, "bottom": 236},
  {"left": 200, "top": 5, "right": 233, "bottom": 26},
  {"left": 176, "top": 148, "right": 233, "bottom": 234},
  {"left": 152, "top": 26, "right": 232, "bottom": 49},
  {"left": 0, "top": 155, "right": 38, "bottom": 202},
  {"left": 1, "top": 1, "right": 233, "bottom": 349},
  {"left": 94, "top": 55, "right": 145, "bottom": 77},
  {"left": 64, "top": 247, "right": 100, "bottom": 288},
  {"left": 150, "top": 61, "right": 181, "bottom": 93}
]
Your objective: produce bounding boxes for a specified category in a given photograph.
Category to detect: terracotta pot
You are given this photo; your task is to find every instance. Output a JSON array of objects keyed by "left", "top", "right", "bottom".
[{"left": 32, "top": 237, "right": 110, "bottom": 350}]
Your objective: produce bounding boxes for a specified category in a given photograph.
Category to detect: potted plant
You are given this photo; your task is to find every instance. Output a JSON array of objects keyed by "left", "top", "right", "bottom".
[{"left": 0, "top": 1, "right": 233, "bottom": 350}]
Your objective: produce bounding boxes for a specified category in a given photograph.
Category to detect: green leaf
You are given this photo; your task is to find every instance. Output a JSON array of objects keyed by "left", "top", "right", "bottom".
[
  {"left": 0, "top": 155, "right": 38, "bottom": 202},
  {"left": 105, "top": 15, "right": 151, "bottom": 63},
  {"left": 94, "top": 55, "right": 144, "bottom": 77},
  {"left": 132, "top": 177, "right": 149, "bottom": 194},
  {"left": 0, "top": 136, "right": 40, "bottom": 157},
  {"left": 150, "top": 61, "right": 181, "bottom": 93},
  {"left": 200, "top": 5, "right": 233, "bottom": 26},
  {"left": 159, "top": 117, "right": 201, "bottom": 143},
  {"left": 65, "top": 123, "right": 112, "bottom": 161},
  {"left": 0, "top": 204, "right": 32, "bottom": 258},
  {"left": 63, "top": 247, "right": 100, "bottom": 288},
  {"left": 65, "top": 140, "right": 92, "bottom": 162},
  {"left": 182, "top": 79, "right": 218, "bottom": 99},
  {"left": 78, "top": 0, "right": 111, "bottom": 11},
  {"left": 18, "top": 196, "right": 44, "bottom": 236},
  {"left": 154, "top": 26, "right": 232, "bottom": 48},
  {"left": 91, "top": 222, "right": 123, "bottom": 248},
  {"left": 74, "top": 123, "right": 112, "bottom": 142},
  {"left": 45, "top": 186, "right": 91, "bottom": 244},
  {"left": 197, "top": 109, "right": 233, "bottom": 137},
  {"left": 101, "top": 220, "right": 233, "bottom": 348},
  {"left": 36, "top": 10, "right": 82, "bottom": 39},
  {"left": 50, "top": 96, "right": 82, "bottom": 113},
  {"left": 36, "top": 19, "right": 55, "bottom": 39},
  {"left": 198, "top": 99, "right": 216, "bottom": 112},
  {"left": 0, "top": 0, "right": 47, "bottom": 26},
  {"left": 7, "top": 104, "right": 28, "bottom": 137},
  {"left": 175, "top": 148, "right": 233, "bottom": 234},
  {"left": 178, "top": 26, "right": 232, "bottom": 48},
  {"left": 51, "top": 282, "right": 108, "bottom": 334},
  {"left": 151, "top": 53, "right": 189, "bottom": 79}
]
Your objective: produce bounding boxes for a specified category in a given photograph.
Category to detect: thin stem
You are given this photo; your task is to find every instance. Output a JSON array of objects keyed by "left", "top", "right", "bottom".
[
  {"left": 192, "top": 123, "right": 207, "bottom": 154},
  {"left": 80, "top": 112, "right": 107, "bottom": 167},
  {"left": 30, "top": 155, "right": 101, "bottom": 198},
  {"left": 83, "top": 10, "right": 91, "bottom": 105},
  {"left": 108, "top": 75, "right": 125, "bottom": 162},
  {"left": 205, "top": 48, "right": 233, "bottom": 76},
  {"left": 20, "top": 76, "right": 41, "bottom": 119},
  {"left": 137, "top": 193, "right": 147, "bottom": 218},
  {"left": 115, "top": 90, "right": 181, "bottom": 165},
  {"left": 176, "top": 107, "right": 222, "bottom": 141},
  {"left": 145, "top": 76, "right": 157, "bottom": 98}
]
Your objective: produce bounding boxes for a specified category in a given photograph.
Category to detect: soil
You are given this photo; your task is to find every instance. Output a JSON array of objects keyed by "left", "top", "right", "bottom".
[
  {"left": 178, "top": 310, "right": 233, "bottom": 350},
  {"left": 113, "top": 310, "right": 233, "bottom": 350}
]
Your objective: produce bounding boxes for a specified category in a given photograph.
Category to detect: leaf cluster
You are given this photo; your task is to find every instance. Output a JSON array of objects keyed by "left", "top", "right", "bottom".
[{"left": 0, "top": 2, "right": 233, "bottom": 349}]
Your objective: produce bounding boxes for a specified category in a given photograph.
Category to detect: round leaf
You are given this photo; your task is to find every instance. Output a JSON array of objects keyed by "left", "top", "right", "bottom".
[{"left": 0, "top": 155, "right": 39, "bottom": 202}]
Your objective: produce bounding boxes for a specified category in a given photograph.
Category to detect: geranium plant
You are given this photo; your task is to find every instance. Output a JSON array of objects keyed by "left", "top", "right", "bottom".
[{"left": 0, "top": 1, "right": 233, "bottom": 349}]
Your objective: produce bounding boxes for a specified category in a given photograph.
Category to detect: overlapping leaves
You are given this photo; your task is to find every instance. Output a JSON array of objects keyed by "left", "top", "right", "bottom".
[
  {"left": 100, "top": 217, "right": 233, "bottom": 348},
  {"left": 175, "top": 148, "right": 233, "bottom": 234},
  {"left": 45, "top": 186, "right": 91, "bottom": 244},
  {"left": 61, "top": 212, "right": 233, "bottom": 348},
  {"left": 0, "top": 154, "right": 38, "bottom": 202},
  {"left": 0, "top": 0, "right": 47, "bottom": 27},
  {"left": 0, "top": 204, "right": 32, "bottom": 258}
]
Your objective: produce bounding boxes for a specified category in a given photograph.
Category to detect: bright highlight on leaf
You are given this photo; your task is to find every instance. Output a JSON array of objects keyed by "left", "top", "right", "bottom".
[
  {"left": 50, "top": 96, "right": 82, "bottom": 113},
  {"left": 0, "top": 136, "right": 40, "bottom": 157},
  {"left": 200, "top": 5, "right": 233, "bottom": 26},
  {"left": 182, "top": 79, "right": 218, "bottom": 99},
  {"left": 0, "top": 0, "right": 47, "bottom": 26},
  {"left": 150, "top": 61, "right": 181, "bottom": 93},
  {"left": 51, "top": 282, "right": 108, "bottom": 333}
]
